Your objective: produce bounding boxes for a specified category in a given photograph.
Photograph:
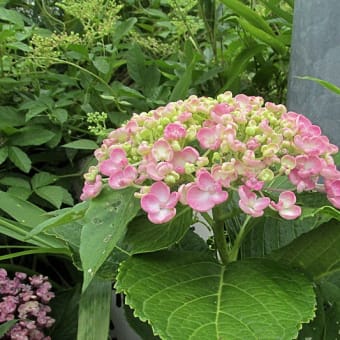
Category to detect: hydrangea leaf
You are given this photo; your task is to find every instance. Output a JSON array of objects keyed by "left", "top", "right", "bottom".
[
  {"left": 122, "top": 205, "right": 193, "bottom": 255},
  {"left": 241, "top": 214, "right": 327, "bottom": 258},
  {"left": 298, "top": 272, "right": 340, "bottom": 339},
  {"left": 270, "top": 219, "right": 340, "bottom": 281},
  {"left": 116, "top": 252, "right": 316, "bottom": 340},
  {"left": 241, "top": 191, "right": 335, "bottom": 258},
  {"left": 80, "top": 186, "right": 140, "bottom": 291}
]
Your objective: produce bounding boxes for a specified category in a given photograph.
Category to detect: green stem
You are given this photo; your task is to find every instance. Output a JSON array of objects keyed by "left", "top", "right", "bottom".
[
  {"left": 229, "top": 215, "right": 252, "bottom": 262},
  {"left": 211, "top": 206, "right": 230, "bottom": 265}
]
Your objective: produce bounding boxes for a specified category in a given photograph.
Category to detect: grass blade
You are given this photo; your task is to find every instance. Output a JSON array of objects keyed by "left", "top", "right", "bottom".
[{"left": 296, "top": 76, "right": 340, "bottom": 96}]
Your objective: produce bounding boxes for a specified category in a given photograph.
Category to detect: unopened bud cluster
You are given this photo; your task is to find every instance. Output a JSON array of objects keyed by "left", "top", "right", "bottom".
[{"left": 81, "top": 92, "right": 340, "bottom": 223}]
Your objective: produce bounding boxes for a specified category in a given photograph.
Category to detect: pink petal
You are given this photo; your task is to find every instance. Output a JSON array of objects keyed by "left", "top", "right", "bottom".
[
  {"left": 172, "top": 147, "right": 199, "bottom": 173},
  {"left": 151, "top": 139, "right": 173, "bottom": 162},
  {"left": 147, "top": 161, "right": 174, "bottom": 181},
  {"left": 99, "top": 158, "right": 120, "bottom": 176},
  {"left": 149, "top": 181, "right": 170, "bottom": 204},
  {"left": 197, "top": 171, "right": 217, "bottom": 192},
  {"left": 325, "top": 179, "right": 340, "bottom": 197},
  {"left": 164, "top": 123, "right": 186, "bottom": 140},
  {"left": 279, "top": 191, "right": 296, "bottom": 207},
  {"left": 110, "top": 148, "right": 128, "bottom": 165},
  {"left": 279, "top": 205, "right": 302, "bottom": 220},
  {"left": 328, "top": 196, "right": 340, "bottom": 209},
  {"left": 186, "top": 186, "right": 215, "bottom": 212},
  {"left": 108, "top": 166, "right": 137, "bottom": 189},
  {"left": 238, "top": 186, "right": 256, "bottom": 203},
  {"left": 178, "top": 183, "right": 195, "bottom": 205},
  {"left": 197, "top": 126, "right": 221, "bottom": 150},
  {"left": 80, "top": 175, "right": 102, "bottom": 200},
  {"left": 163, "top": 192, "right": 179, "bottom": 209},
  {"left": 253, "top": 197, "right": 270, "bottom": 211},
  {"left": 148, "top": 208, "right": 176, "bottom": 224},
  {"left": 141, "top": 194, "right": 160, "bottom": 214},
  {"left": 124, "top": 165, "right": 138, "bottom": 181},
  {"left": 211, "top": 190, "right": 228, "bottom": 205}
]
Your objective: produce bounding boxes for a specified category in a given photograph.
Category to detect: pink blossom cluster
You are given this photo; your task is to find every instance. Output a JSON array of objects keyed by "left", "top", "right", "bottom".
[
  {"left": 0, "top": 269, "right": 55, "bottom": 340},
  {"left": 81, "top": 92, "right": 340, "bottom": 224}
]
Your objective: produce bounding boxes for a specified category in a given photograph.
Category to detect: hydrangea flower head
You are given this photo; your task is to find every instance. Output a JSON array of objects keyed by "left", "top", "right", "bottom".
[
  {"left": 0, "top": 269, "right": 55, "bottom": 340},
  {"left": 81, "top": 92, "right": 340, "bottom": 223}
]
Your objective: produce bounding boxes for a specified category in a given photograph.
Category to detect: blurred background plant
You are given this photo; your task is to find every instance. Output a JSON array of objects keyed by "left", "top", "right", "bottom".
[{"left": 0, "top": 0, "right": 295, "bottom": 338}]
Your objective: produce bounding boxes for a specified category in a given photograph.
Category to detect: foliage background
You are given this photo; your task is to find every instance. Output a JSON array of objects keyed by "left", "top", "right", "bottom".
[{"left": 5, "top": 1, "right": 334, "bottom": 339}]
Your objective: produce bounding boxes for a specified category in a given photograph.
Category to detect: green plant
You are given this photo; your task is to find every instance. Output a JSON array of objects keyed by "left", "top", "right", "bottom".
[
  {"left": 0, "top": 1, "right": 304, "bottom": 338},
  {"left": 19, "top": 91, "right": 339, "bottom": 339}
]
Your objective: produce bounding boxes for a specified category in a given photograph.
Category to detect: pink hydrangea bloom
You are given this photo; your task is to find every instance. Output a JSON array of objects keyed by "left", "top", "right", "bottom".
[
  {"left": 80, "top": 175, "right": 102, "bottom": 200},
  {"left": 146, "top": 161, "right": 173, "bottom": 181},
  {"left": 0, "top": 269, "right": 54, "bottom": 339},
  {"left": 151, "top": 139, "right": 174, "bottom": 162},
  {"left": 108, "top": 166, "right": 138, "bottom": 189},
  {"left": 197, "top": 125, "right": 222, "bottom": 150},
  {"left": 325, "top": 179, "right": 340, "bottom": 209},
  {"left": 171, "top": 147, "right": 199, "bottom": 174},
  {"left": 238, "top": 185, "right": 270, "bottom": 217},
  {"left": 186, "top": 170, "right": 228, "bottom": 212},
  {"left": 99, "top": 148, "right": 128, "bottom": 176},
  {"left": 271, "top": 191, "right": 302, "bottom": 220},
  {"left": 141, "top": 182, "right": 179, "bottom": 224},
  {"left": 164, "top": 123, "right": 187, "bottom": 140},
  {"left": 82, "top": 92, "right": 339, "bottom": 223}
]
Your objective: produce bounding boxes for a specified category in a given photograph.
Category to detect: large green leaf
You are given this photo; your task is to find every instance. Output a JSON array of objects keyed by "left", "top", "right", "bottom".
[
  {"left": 0, "top": 7, "right": 24, "bottom": 27},
  {"left": 62, "top": 139, "right": 98, "bottom": 150},
  {"left": 122, "top": 206, "right": 192, "bottom": 255},
  {"left": 77, "top": 277, "right": 112, "bottom": 340},
  {"left": 112, "top": 17, "right": 137, "bottom": 44},
  {"left": 270, "top": 220, "right": 340, "bottom": 281},
  {"left": 241, "top": 191, "right": 334, "bottom": 259},
  {"left": 238, "top": 18, "right": 287, "bottom": 54},
  {"left": 10, "top": 127, "right": 55, "bottom": 146},
  {"left": 8, "top": 146, "right": 31, "bottom": 173},
  {"left": 126, "top": 44, "right": 147, "bottom": 87},
  {"left": 0, "top": 190, "right": 48, "bottom": 227},
  {"left": 31, "top": 171, "right": 58, "bottom": 189},
  {"left": 220, "top": 0, "right": 274, "bottom": 35},
  {"left": 298, "top": 272, "right": 340, "bottom": 339},
  {"left": 116, "top": 252, "right": 315, "bottom": 339},
  {"left": 0, "top": 146, "right": 8, "bottom": 164},
  {"left": 80, "top": 187, "right": 140, "bottom": 291},
  {"left": 34, "top": 185, "right": 68, "bottom": 209},
  {"left": 241, "top": 214, "right": 327, "bottom": 258},
  {"left": 26, "top": 202, "right": 88, "bottom": 240}
]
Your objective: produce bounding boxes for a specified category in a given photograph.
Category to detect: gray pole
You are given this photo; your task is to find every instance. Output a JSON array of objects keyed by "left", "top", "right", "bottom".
[{"left": 287, "top": 0, "right": 340, "bottom": 147}]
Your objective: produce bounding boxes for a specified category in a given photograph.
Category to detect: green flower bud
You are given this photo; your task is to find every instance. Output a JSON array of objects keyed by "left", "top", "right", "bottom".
[
  {"left": 245, "top": 126, "right": 256, "bottom": 136},
  {"left": 261, "top": 143, "right": 279, "bottom": 157},
  {"left": 212, "top": 152, "right": 221, "bottom": 163},
  {"left": 184, "top": 163, "right": 196, "bottom": 174},
  {"left": 258, "top": 168, "right": 274, "bottom": 182},
  {"left": 197, "top": 156, "right": 209, "bottom": 168},
  {"left": 140, "top": 129, "right": 152, "bottom": 140},
  {"left": 160, "top": 117, "right": 171, "bottom": 126},
  {"left": 164, "top": 172, "right": 180, "bottom": 185},
  {"left": 186, "top": 126, "right": 197, "bottom": 141},
  {"left": 171, "top": 141, "right": 182, "bottom": 152}
]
